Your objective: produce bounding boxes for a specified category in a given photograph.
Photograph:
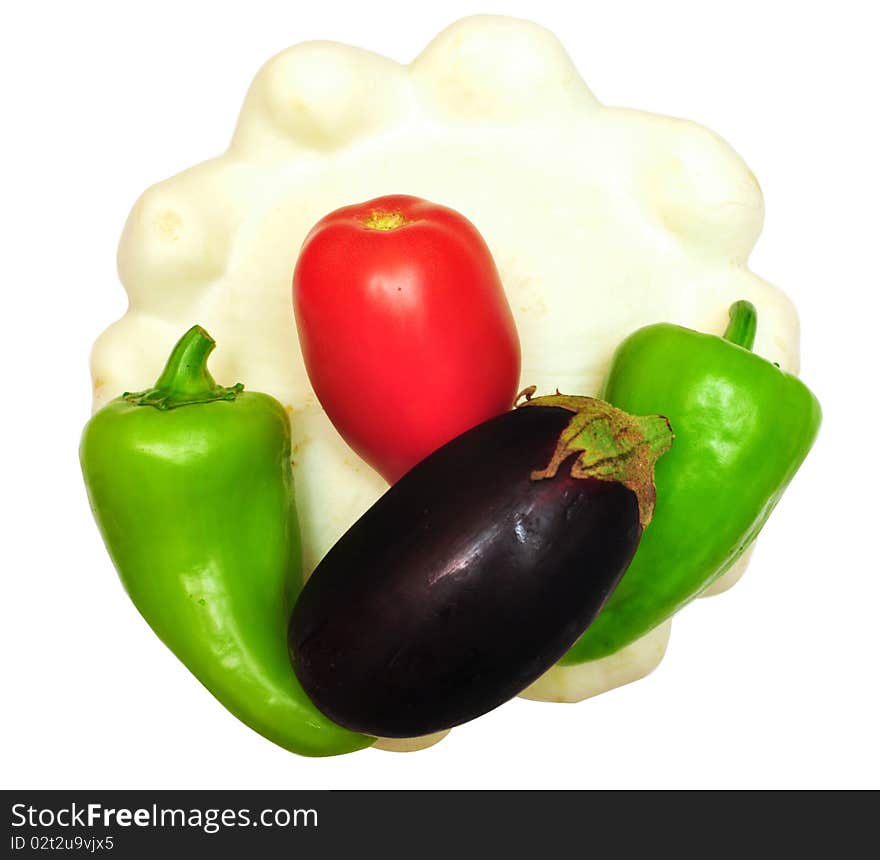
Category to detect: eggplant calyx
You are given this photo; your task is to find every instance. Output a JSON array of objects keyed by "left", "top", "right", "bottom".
[
  {"left": 520, "top": 393, "right": 673, "bottom": 528},
  {"left": 514, "top": 385, "right": 538, "bottom": 405}
]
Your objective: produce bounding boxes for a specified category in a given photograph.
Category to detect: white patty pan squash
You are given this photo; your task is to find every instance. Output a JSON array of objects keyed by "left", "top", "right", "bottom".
[{"left": 90, "top": 16, "right": 799, "bottom": 718}]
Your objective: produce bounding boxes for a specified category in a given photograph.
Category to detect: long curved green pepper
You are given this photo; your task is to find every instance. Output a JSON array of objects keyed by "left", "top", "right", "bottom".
[
  {"left": 80, "top": 325, "right": 373, "bottom": 756},
  {"left": 561, "top": 300, "right": 822, "bottom": 664}
]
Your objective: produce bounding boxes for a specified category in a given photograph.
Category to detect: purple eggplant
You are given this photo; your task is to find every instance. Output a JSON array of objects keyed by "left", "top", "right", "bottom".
[{"left": 289, "top": 394, "right": 672, "bottom": 738}]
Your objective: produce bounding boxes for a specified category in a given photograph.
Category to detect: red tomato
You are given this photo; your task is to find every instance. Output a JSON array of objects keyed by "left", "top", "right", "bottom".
[{"left": 293, "top": 194, "right": 521, "bottom": 483}]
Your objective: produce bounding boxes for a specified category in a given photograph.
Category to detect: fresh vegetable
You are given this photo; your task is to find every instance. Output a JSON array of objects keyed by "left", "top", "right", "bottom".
[
  {"left": 94, "top": 15, "right": 805, "bottom": 712},
  {"left": 289, "top": 394, "right": 672, "bottom": 737},
  {"left": 80, "top": 326, "right": 372, "bottom": 756},
  {"left": 293, "top": 194, "right": 521, "bottom": 483},
  {"left": 562, "top": 301, "right": 822, "bottom": 664},
  {"left": 521, "top": 620, "right": 673, "bottom": 703}
]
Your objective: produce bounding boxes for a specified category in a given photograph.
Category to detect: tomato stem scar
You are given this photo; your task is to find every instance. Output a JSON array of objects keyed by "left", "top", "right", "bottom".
[{"left": 362, "top": 210, "right": 408, "bottom": 231}]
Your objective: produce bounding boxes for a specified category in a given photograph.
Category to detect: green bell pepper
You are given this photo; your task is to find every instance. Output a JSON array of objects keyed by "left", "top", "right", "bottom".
[
  {"left": 562, "top": 301, "right": 821, "bottom": 664},
  {"left": 80, "top": 325, "right": 373, "bottom": 756}
]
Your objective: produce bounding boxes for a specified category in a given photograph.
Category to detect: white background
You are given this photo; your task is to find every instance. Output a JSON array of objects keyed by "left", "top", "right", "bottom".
[{"left": 3, "top": 0, "right": 878, "bottom": 789}]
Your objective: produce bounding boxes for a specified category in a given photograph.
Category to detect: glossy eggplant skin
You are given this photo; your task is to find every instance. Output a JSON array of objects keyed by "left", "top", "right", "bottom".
[{"left": 289, "top": 405, "right": 642, "bottom": 738}]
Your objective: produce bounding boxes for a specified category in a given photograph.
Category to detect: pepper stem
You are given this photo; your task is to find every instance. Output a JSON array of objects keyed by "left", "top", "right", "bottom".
[
  {"left": 122, "top": 325, "right": 243, "bottom": 410},
  {"left": 723, "top": 300, "right": 758, "bottom": 351}
]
